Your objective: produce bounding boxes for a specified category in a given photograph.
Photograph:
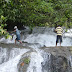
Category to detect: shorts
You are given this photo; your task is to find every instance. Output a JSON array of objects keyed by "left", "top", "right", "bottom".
[
  {"left": 16, "top": 34, "right": 20, "bottom": 41},
  {"left": 56, "top": 35, "right": 62, "bottom": 43}
]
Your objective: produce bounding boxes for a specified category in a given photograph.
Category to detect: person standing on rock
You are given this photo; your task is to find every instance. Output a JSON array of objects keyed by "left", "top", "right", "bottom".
[
  {"left": 13, "top": 26, "right": 22, "bottom": 44},
  {"left": 55, "top": 25, "right": 63, "bottom": 46}
]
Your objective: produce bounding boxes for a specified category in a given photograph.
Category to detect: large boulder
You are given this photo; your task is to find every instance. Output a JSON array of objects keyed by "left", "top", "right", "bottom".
[{"left": 17, "top": 51, "right": 31, "bottom": 72}]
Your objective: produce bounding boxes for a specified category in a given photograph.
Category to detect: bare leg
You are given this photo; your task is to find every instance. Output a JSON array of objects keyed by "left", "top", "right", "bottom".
[
  {"left": 11, "top": 36, "right": 13, "bottom": 40},
  {"left": 15, "top": 39, "right": 16, "bottom": 44},
  {"left": 60, "top": 42, "right": 61, "bottom": 46},
  {"left": 56, "top": 42, "right": 57, "bottom": 46},
  {"left": 18, "top": 40, "right": 22, "bottom": 44}
]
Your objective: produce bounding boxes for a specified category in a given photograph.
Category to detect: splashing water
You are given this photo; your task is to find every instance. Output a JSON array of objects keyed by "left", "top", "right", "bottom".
[
  {"left": 0, "top": 35, "right": 16, "bottom": 44},
  {"left": 24, "top": 33, "right": 72, "bottom": 47},
  {"left": 0, "top": 28, "right": 72, "bottom": 46},
  {"left": 27, "top": 52, "right": 43, "bottom": 72},
  {"left": 0, "top": 28, "right": 72, "bottom": 72},
  {"left": 69, "top": 56, "right": 72, "bottom": 67},
  {"left": 0, "top": 47, "right": 30, "bottom": 72}
]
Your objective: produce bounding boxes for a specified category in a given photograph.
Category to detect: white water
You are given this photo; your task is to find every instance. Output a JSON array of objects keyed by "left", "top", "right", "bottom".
[
  {"left": 26, "top": 42, "right": 51, "bottom": 72},
  {"left": 0, "top": 47, "right": 7, "bottom": 64},
  {"left": 0, "top": 33, "right": 72, "bottom": 46},
  {"left": 0, "top": 35, "right": 16, "bottom": 44},
  {"left": 69, "top": 56, "right": 72, "bottom": 67},
  {"left": 0, "top": 47, "right": 29, "bottom": 72},
  {"left": 0, "top": 28, "right": 72, "bottom": 72},
  {"left": 64, "top": 29, "right": 72, "bottom": 37},
  {"left": 0, "top": 28, "right": 72, "bottom": 46},
  {"left": 27, "top": 52, "right": 43, "bottom": 72},
  {"left": 24, "top": 33, "right": 72, "bottom": 47}
]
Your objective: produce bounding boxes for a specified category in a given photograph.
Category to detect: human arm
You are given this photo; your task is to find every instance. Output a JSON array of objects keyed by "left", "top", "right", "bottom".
[{"left": 10, "top": 30, "right": 16, "bottom": 33}]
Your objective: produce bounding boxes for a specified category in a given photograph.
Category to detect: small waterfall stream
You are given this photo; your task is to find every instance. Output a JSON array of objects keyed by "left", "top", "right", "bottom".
[
  {"left": 27, "top": 52, "right": 43, "bottom": 72},
  {"left": 0, "top": 27, "right": 72, "bottom": 72},
  {"left": 0, "top": 47, "right": 29, "bottom": 72}
]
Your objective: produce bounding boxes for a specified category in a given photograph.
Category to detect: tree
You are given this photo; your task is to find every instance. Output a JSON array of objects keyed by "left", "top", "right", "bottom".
[{"left": 0, "top": 0, "right": 72, "bottom": 29}]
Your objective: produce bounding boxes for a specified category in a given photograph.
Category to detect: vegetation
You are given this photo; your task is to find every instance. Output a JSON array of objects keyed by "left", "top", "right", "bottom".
[
  {"left": 0, "top": 15, "right": 12, "bottom": 39},
  {"left": 24, "top": 57, "right": 30, "bottom": 64},
  {"left": 0, "top": 0, "right": 72, "bottom": 30}
]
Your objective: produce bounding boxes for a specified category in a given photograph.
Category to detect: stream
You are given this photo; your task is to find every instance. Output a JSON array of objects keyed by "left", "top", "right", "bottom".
[{"left": 0, "top": 27, "right": 72, "bottom": 72}]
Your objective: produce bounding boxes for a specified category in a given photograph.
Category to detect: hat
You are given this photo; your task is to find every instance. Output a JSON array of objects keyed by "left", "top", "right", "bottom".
[{"left": 14, "top": 26, "right": 17, "bottom": 29}]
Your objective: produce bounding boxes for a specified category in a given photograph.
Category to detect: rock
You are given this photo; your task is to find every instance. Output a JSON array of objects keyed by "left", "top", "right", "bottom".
[
  {"left": 17, "top": 51, "right": 31, "bottom": 72},
  {"left": 0, "top": 43, "right": 72, "bottom": 72},
  {"left": 17, "top": 51, "right": 37, "bottom": 72},
  {"left": 51, "top": 55, "right": 69, "bottom": 72},
  {"left": 42, "top": 47, "right": 71, "bottom": 72}
]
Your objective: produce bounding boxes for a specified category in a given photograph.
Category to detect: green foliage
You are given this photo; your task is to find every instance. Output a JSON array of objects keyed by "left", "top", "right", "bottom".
[
  {"left": 0, "top": 15, "right": 10, "bottom": 39},
  {"left": 0, "top": 0, "right": 72, "bottom": 29},
  {"left": 24, "top": 58, "right": 30, "bottom": 64}
]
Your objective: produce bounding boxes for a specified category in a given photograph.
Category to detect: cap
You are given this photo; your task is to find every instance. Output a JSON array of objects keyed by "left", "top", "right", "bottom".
[{"left": 14, "top": 26, "right": 17, "bottom": 29}]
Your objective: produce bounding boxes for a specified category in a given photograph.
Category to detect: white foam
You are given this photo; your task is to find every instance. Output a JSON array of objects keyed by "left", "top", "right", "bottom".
[
  {"left": 24, "top": 33, "right": 72, "bottom": 47},
  {"left": 64, "top": 32, "right": 72, "bottom": 37},
  {"left": 0, "top": 48, "right": 29, "bottom": 72},
  {"left": 63, "top": 29, "right": 72, "bottom": 37},
  {"left": 0, "top": 35, "right": 16, "bottom": 44},
  {"left": 27, "top": 52, "right": 43, "bottom": 72}
]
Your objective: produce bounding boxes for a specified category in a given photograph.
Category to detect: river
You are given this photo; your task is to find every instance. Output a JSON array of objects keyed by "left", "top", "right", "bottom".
[{"left": 0, "top": 27, "right": 72, "bottom": 72}]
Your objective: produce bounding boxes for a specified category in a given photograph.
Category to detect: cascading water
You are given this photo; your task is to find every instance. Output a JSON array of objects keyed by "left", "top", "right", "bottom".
[
  {"left": 0, "top": 47, "right": 8, "bottom": 64},
  {"left": 24, "top": 32, "right": 72, "bottom": 47},
  {"left": 0, "top": 35, "right": 16, "bottom": 43},
  {"left": 69, "top": 56, "right": 72, "bottom": 67},
  {"left": 0, "top": 47, "right": 30, "bottom": 72},
  {"left": 26, "top": 45, "right": 51, "bottom": 72},
  {"left": 41, "top": 52, "right": 51, "bottom": 72},
  {"left": 23, "top": 27, "right": 72, "bottom": 72},
  {"left": 27, "top": 52, "right": 43, "bottom": 72},
  {"left": 0, "top": 27, "right": 72, "bottom": 72}
]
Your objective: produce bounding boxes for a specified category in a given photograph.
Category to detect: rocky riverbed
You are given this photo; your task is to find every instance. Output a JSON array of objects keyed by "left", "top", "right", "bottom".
[{"left": 0, "top": 43, "right": 72, "bottom": 72}]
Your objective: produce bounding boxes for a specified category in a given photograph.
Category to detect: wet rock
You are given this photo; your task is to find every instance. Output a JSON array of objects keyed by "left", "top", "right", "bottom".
[
  {"left": 22, "top": 43, "right": 42, "bottom": 48},
  {"left": 41, "top": 52, "right": 52, "bottom": 72},
  {"left": 42, "top": 47, "right": 71, "bottom": 72},
  {"left": 0, "top": 43, "right": 72, "bottom": 72},
  {"left": 17, "top": 51, "right": 31, "bottom": 72},
  {"left": 41, "top": 51, "right": 70, "bottom": 72},
  {"left": 17, "top": 51, "right": 37, "bottom": 72},
  {"left": 51, "top": 55, "right": 69, "bottom": 72}
]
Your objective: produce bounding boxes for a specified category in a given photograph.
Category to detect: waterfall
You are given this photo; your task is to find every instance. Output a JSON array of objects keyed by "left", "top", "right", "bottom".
[
  {"left": 27, "top": 52, "right": 43, "bottom": 72},
  {"left": 0, "top": 27, "right": 72, "bottom": 72},
  {"left": 41, "top": 52, "right": 51, "bottom": 72},
  {"left": 0, "top": 47, "right": 29, "bottom": 72},
  {"left": 26, "top": 46, "right": 51, "bottom": 72},
  {"left": 24, "top": 33, "right": 72, "bottom": 47},
  {"left": 0, "top": 27, "right": 72, "bottom": 46},
  {"left": 69, "top": 56, "right": 72, "bottom": 67},
  {"left": 0, "top": 47, "right": 8, "bottom": 64}
]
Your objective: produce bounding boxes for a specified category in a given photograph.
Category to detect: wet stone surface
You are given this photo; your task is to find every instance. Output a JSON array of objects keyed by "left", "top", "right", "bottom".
[{"left": 0, "top": 43, "right": 72, "bottom": 72}]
